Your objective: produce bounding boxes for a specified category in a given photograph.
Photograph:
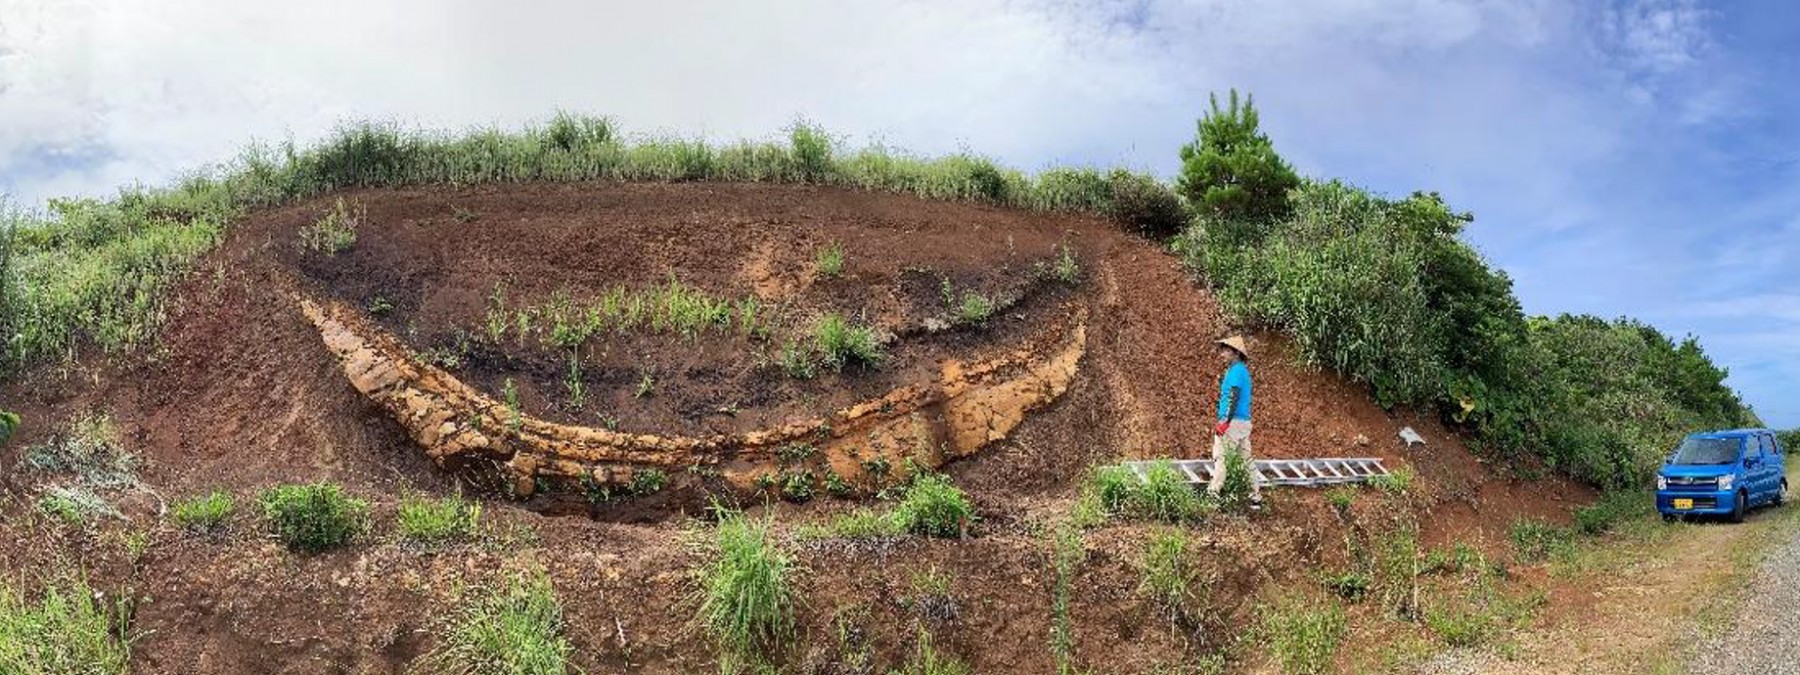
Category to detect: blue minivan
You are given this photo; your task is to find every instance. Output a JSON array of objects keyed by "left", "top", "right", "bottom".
[{"left": 1656, "top": 429, "right": 1789, "bottom": 523}]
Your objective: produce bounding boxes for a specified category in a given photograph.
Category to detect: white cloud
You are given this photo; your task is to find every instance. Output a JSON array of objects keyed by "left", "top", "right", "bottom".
[{"left": 1601, "top": 0, "right": 1712, "bottom": 75}]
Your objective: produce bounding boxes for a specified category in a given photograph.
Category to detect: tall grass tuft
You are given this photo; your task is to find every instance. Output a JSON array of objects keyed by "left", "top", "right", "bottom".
[
  {"left": 397, "top": 494, "right": 482, "bottom": 549},
  {"left": 812, "top": 313, "right": 883, "bottom": 371},
  {"left": 0, "top": 575, "right": 132, "bottom": 675},
  {"left": 1259, "top": 595, "right": 1347, "bottom": 675},
  {"left": 893, "top": 474, "right": 974, "bottom": 538},
  {"left": 412, "top": 570, "right": 572, "bottom": 675},
  {"left": 693, "top": 512, "right": 798, "bottom": 673},
  {"left": 171, "top": 491, "right": 235, "bottom": 535}
]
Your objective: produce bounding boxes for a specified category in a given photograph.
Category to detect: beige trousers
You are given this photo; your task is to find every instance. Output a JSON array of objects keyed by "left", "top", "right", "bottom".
[{"left": 1208, "top": 420, "right": 1260, "bottom": 498}]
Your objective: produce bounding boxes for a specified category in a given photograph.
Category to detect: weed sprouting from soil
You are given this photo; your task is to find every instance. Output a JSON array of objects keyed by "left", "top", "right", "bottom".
[
  {"left": 953, "top": 291, "right": 995, "bottom": 326},
  {"left": 0, "top": 575, "right": 132, "bottom": 675},
  {"left": 485, "top": 283, "right": 510, "bottom": 344},
  {"left": 298, "top": 197, "right": 362, "bottom": 255},
  {"left": 259, "top": 482, "right": 369, "bottom": 554},
  {"left": 777, "top": 340, "right": 817, "bottom": 379},
  {"left": 38, "top": 486, "right": 116, "bottom": 525},
  {"left": 892, "top": 627, "right": 970, "bottom": 675},
  {"left": 397, "top": 494, "right": 482, "bottom": 550},
  {"left": 1139, "top": 529, "right": 1196, "bottom": 625},
  {"left": 1052, "top": 243, "right": 1080, "bottom": 284},
  {"left": 0, "top": 410, "right": 18, "bottom": 446},
  {"left": 1048, "top": 522, "right": 1084, "bottom": 675},
  {"left": 628, "top": 468, "right": 668, "bottom": 495},
  {"left": 501, "top": 379, "right": 523, "bottom": 434},
  {"left": 792, "top": 507, "right": 906, "bottom": 542},
  {"left": 1509, "top": 519, "right": 1576, "bottom": 563},
  {"left": 561, "top": 352, "right": 586, "bottom": 411},
  {"left": 20, "top": 413, "right": 137, "bottom": 489},
  {"left": 634, "top": 369, "right": 656, "bottom": 399},
  {"left": 907, "top": 566, "right": 959, "bottom": 622},
  {"left": 814, "top": 241, "right": 845, "bottom": 278},
  {"left": 779, "top": 470, "right": 815, "bottom": 503},
  {"left": 893, "top": 474, "right": 973, "bottom": 538},
  {"left": 1368, "top": 466, "right": 1414, "bottom": 496},
  {"left": 1216, "top": 447, "right": 1255, "bottom": 513},
  {"left": 413, "top": 569, "right": 572, "bottom": 675},
  {"left": 693, "top": 512, "right": 798, "bottom": 674},
  {"left": 1133, "top": 462, "right": 1209, "bottom": 523},
  {"left": 1258, "top": 594, "right": 1346, "bottom": 675},
  {"left": 813, "top": 313, "right": 883, "bottom": 371},
  {"left": 171, "top": 491, "right": 235, "bottom": 535}
]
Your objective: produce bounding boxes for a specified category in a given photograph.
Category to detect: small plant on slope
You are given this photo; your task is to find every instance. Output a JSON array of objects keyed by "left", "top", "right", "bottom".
[
  {"left": 893, "top": 473, "right": 974, "bottom": 538},
  {"left": 1140, "top": 529, "right": 1196, "bottom": 625},
  {"left": 1130, "top": 461, "right": 1208, "bottom": 523},
  {"left": 693, "top": 513, "right": 798, "bottom": 674},
  {"left": 954, "top": 291, "right": 995, "bottom": 326},
  {"left": 0, "top": 410, "right": 19, "bottom": 446},
  {"left": 892, "top": 627, "right": 970, "bottom": 675},
  {"left": 259, "top": 482, "right": 368, "bottom": 554},
  {"left": 171, "top": 491, "right": 235, "bottom": 535},
  {"left": 1216, "top": 446, "right": 1255, "bottom": 513},
  {"left": 413, "top": 569, "right": 572, "bottom": 675},
  {"left": 814, "top": 241, "right": 845, "bottom": 278},
  {"left": 1259, "top": 594, "right": 1347, "bottom": 675},
  {"left": 298, "top": 197, "right": 362, "bottom": 255},
  {"left": 397, "top": 494, "right": 482, "bottom": 550},
  {"left": 813, "top": 313, "right": 883, "bottom": 371},
  {"left": 0, "top": 575, "right": 132, "bottom": 675}
]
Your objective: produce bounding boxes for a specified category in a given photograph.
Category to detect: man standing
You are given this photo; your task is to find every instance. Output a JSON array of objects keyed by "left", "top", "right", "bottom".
[{"left": 1210, "top": 336, "right": 1261, "bottom": 506}]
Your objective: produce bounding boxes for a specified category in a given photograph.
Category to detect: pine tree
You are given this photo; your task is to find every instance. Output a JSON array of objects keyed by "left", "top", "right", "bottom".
[{"left": 1177, "top": 90, "right": 1301, "bottom": 223}]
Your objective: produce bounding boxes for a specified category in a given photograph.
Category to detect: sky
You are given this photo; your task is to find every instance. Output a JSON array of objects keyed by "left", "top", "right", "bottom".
[{"left": 1, "top": 0, "right": 1795, "bottom": 425}]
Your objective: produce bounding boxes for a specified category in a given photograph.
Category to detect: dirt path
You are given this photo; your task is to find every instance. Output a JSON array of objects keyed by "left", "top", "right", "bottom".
[
  {"left": 1690, "top": 511, "right": 1800, "bottom": 675},
  {"left": 1422, "top": 473, "right": 1800, "bottom": 675}
]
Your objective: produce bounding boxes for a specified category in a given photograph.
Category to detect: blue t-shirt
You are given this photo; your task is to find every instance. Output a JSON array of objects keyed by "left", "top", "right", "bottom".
[{"left": 1217, "top": 361, "right": 1252, "bottom": 421}]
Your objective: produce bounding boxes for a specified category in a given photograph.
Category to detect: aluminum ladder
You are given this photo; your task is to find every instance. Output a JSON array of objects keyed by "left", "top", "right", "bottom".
[{"left": 1118, "top": 457, "right": 1391, "bottom": 487}]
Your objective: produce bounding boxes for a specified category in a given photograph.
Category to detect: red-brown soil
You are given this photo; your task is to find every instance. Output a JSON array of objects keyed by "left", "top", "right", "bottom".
[{"left": 0, "top": 181, "right": 1590, "bottom": 674}]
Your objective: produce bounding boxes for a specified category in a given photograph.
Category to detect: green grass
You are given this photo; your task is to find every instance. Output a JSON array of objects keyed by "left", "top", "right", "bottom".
[
  {"left": 297, "top": 197, "right": 361, "bottom": 255},
  {"left": 171, "top": 491, "right": 234, "bottom": 535},
  {"left": 1139, "top": 529, "right": 1195, "bottom": 622},
  {"left": 1216, "top": 447, "right": 1255, "bottom": 512},
  {"left": 815, "top": 241, "right": 845, "bottom": 278},
  {"left": 1574, "top": 490, "right": 1652, "bottom": 535},
  {"left": 1048, "top": 523, "right": 1084, "bottom": 675},
  {"left": 1131, "top": 461, "right": 1209, "bottom": 523},
  {"left": 397, "top": 494, "right": 482, "bottom": 549},
  {"left": 259, "top": 482, "right": 369, "bottom": 553},
  {"left": 0, "top": 575, "right": 131, "bottom": 675},
  {"left": 794, "top": 508, "right": 907, "bottom": 541},
  {"left": 694, "top": 513, "right": 797, "bottom": 674},
  {"left": 1509, "top": 518, "right": 1577, "bottom": 563},
  {"left": 1259, "top": 595, "right": 1347, "bottom": 675},
  {"left": 0, "top": 410, "right": 18, "bottom": 446},
  {"left": 813, "top": 313, "right": 883, "bottom": 371},
  {"left": 1367, "top": 466, "right": 1415, "bottom": 496},
  {"left": 893, "top": 474, "right": 974, "bottom": 538},
  {"left": 412, "top": 570, "right": 572, "bottom": 675},
  {"left": 37, "top": 487, "right": 114, "bottom": 525},
  {"left": 890, "top": 628, "right": 970, "bottom": 675}
]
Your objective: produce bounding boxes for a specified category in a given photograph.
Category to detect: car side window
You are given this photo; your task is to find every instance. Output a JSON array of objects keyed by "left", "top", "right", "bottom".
[{"left": 1763, "top": 434, "right": 1778, "bottom": 456}]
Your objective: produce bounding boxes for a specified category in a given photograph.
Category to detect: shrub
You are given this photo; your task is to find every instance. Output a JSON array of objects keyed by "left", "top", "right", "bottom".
[
  {"left": 259, "top": 482, "right": 368, "bottom": 553},
  {"left": 413, "top": 570, "right": 572, "bottom": 675},
  {"left": 397, "top": 495, "right": 482, "bottom": 549},
  {"left": 1177, "top": 89, "right": 1300, "bottom": 223},
  {"left": 1324, "top": 486, "right": 1357, "bottom": 515},
  {"left": 1107, "top": 169, "right": 1188, "bottom": 238},
  {"left": 789, "top": 122, "right": 832, "bottom": 181},
  {"left": 172, "top": 491, "right": 235, "bottom": 535},
  {"left": 298, "top": 197, "right": 361, "bottom": 255},
  {"left": 694, "top": 513, "right": 797, "bottom": 673},
  {"left": 893, "top": 474, "right": 974, "bottom": 538},
  {"left": 1259, "top": 595, "right": 1346, "bottom": 675},
  {"left": 813, "top": 313, "right": 883, "bottom": 371},
  {"left": 814, "top": 241, "right": 845, "bottom": 278},
  {"left": 1574, "top": 491, "right": 1649, "bottom": 535},
  {"left": 0, "top": 575, "right": 132, "bottom": 675},
  {"left": 628, "top": 468, "right": 668, "bottom": 495},
  {"left": 1368, "top": 466, "right": 1414, "bottom": 497},
  {"left": 1130, "top": 462, "right": 1207, "bottom": 524},
  {"left": 779, "top": 471, "right": 815, "bottom": 503}
]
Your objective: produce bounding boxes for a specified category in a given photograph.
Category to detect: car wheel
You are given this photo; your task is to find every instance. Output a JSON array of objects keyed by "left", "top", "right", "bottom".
[
  {"left": 1730, "top": 491, "right": 1748, "bottom": 523},
  {"left": 1777, "top": 480, "right": 1788, "bottom": 507}
]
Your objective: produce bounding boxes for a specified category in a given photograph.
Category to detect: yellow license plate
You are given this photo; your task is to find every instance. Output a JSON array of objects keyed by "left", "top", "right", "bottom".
[{"left": 1674, "top": 498, "right": 1694, "bottom": 510}]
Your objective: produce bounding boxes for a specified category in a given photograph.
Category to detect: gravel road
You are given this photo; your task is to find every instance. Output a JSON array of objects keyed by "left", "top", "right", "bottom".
[{"left": 1691, "top": 521, "right": 1800, "bottom": 675}]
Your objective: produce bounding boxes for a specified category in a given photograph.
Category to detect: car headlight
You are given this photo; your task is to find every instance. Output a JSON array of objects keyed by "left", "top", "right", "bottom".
[
  {"left": 1717, "top": 475, "right": 1734, "bottom": 491},
  {"left": 1656, "top": 475, "right": 1667, "bottom": 490}
]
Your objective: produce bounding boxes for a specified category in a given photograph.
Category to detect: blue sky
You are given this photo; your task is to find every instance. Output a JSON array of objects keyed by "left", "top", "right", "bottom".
[{"left": 1, "top": 0, "right": 1794, "bottom": 425}]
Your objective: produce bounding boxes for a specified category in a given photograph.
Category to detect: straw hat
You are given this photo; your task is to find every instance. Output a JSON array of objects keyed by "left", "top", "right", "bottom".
[{"left": 1216, "top": 335, "right": 1249, "bottom": 359}]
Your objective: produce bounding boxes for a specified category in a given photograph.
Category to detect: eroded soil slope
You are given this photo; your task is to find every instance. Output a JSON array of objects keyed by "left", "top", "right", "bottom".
[{"left": 0, "top": 182, "right": 1588, "bottom": 674}]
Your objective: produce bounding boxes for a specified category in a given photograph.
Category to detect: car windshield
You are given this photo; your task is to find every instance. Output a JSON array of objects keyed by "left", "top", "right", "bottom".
[{"left": 1670, "top": 437, "right": 1741, "bottom": 465}]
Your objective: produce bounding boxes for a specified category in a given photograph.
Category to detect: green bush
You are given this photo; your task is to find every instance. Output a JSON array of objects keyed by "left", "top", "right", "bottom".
[
  {"left": 297, "top": 197, "right": 361, "bottom": 255},
  {"left": 1089, "top": 465, "right": 1136, "bottom": 515},
  {"left": 1177, "top": 89, "right": 1300, "bottom": 223},
  {"left": 413, "top": 570, "right": 572, "bottom": 675},
  {"left": 1139, "top": 530, "right": 1196, "bottom": 620},
  {"left": 0, "top": 575, "right": 132, "bottom": 675},
  {"left": 1573, "top": 491, "right": 1649, "bottom": 535},
  {"left": 172, "top": 491, "right": 235, "bottom": 535},
  {"left": 1107, "top": 170, "right": 1188, "bottom": 238},
  {"left": 1130, "top": 462, "right": 1207, "bottom": 523},
  {"left": 1216, "top": 448, "right": 1255, "bottom": 512},
  {"left": 694, "top": 513, "right": 797, "bottom": 673},
  {"left": 259, "top": 482, "right": 369, "bottom": 553},
  {"left": 628, "top": 468, "right": 668, "bottom": 495},
  {"left": 814, "top": 241, "right": 845, "bottom": 278},
  {"left": 397, "top": 495, "right": 482, "bottom": 549},
  {"left": 893, "top": 474, "right": 974, "bottom": 538},
  {"left": 1368, "top": 466, "right": 1415, "bottom": 497}
]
